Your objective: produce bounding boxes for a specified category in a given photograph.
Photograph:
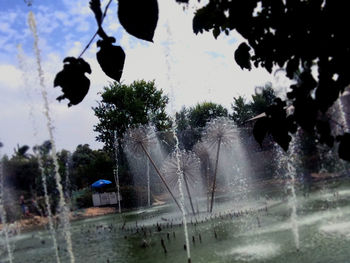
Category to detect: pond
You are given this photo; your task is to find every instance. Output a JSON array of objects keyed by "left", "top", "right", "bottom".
[{"left": 2, "top": 180, "right": 350, "bottom": 263}]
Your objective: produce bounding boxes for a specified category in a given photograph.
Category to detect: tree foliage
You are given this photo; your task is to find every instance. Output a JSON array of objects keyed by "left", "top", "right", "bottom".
[
  {"left": 231, "top": 83, "right": 276, "bottom": 125},
  {"left": 192, "top": 0, "right": 350, "bottom": 159},
  {"left": 93, "top": 80, "right": 171, "bottom": 152},
  {"left": 176, "top": 102, "right": 228, "bottom": 149},
  {"left": 70, "top": 144, "right": 114, "bottom": 189}
]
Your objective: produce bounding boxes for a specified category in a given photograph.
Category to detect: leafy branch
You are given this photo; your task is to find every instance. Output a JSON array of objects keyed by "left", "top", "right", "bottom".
[
  {"left": 78, "top": 0, "right": 113, "bottom": 58},
  {"left": 54, "top": 0, "right": 158, "bottom": 107}
]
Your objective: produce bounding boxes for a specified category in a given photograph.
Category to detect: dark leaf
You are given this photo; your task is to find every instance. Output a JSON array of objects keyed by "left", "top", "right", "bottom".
[
  {"left": 118, "top": 0, "right": 158, "bottom": 42},
  {"left": 286, "top": 57, "right": 299, "bottom": 79},
  {"left": 338, "top": 133, "right": 350, "bottom": 161},
  {"left": 54, "top": 57, "right": 91, "bottom": 107},
  {"left": 253, "top": 117, "right": 270, "bottom": 146},
  {"left": 272, "top": 132, "right": 291, "bottom": 151},
  {"left": 234, "top": 42, "right": 251, "bottom": 70},
  {"left": 97, "top": 38, "right": 125, "bottom": 82},
  {"left": 213, "top": 27, "right": 220, "bottom": 39}
]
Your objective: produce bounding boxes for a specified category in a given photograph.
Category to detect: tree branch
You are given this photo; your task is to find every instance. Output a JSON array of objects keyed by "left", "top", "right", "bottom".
[{"left": 78, "top": 0, "right": 113, "bottom": 58}]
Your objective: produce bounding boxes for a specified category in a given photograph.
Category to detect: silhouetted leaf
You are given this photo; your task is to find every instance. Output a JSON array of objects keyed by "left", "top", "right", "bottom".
[
  {"left": 338, "top": 133, "right": 350, "bottom": 161},
  {"left": 253, "top": 117, "right": 269, "bottom": 146},
  {"left": 234, "top": 42, "right": 251, "bottom": 70},
  {"left": 96, "top": 37, "right": 125, "bottom": 82},
  {"left": 213, "top": 27, "right": 220, "bottom": 39},
  {"left": 0, "top": 142, "right": 3, "bottom": 148},
  {"left": 272, "top": 132, "right": 291, "bottom": 151},
  {"left": 118, "top": 0, "right": 158, "bottom": 42},
  {"left": 54, "top": 57, "right": 91, "bottom": 107},
  {"left": 286, "top": 57, "right": 299, "bottom": 79}
]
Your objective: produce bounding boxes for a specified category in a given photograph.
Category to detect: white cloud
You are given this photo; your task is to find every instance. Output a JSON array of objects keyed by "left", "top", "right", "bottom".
[{"left": 0, "top": 65, "right": 23, "bottom": 89}]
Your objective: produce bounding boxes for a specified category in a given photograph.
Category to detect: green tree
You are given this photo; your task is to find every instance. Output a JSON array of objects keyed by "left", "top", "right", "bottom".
[
  {"left": 250, "top": 84, "right": 276, "bottom": 115},
  {"left": 176, "top": 102, "right": 228, "bottom": 149},
  {"left": 3, "top": 145, "right": 39, "bottom": 192},
  {"left": 70, "top": 144, "right": 115, "bottom": 189},
  {"left": 230, "top": 96, "right": 252, "bottom": 126},
  {"left": 188, "top": 102, "right": 228, "bottom": 129},
  {"left": 231, "top": 84, "right": 276, "bottom": 126},
  {"left": 93, "top": 80, "right": 171, "bottom": 153}
]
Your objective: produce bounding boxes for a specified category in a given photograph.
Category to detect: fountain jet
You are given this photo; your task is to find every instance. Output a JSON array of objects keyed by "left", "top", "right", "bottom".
[
  {"left": 124, "top": 125, "right": 181, "bottom": 211},
  {"left": 162, "top": 150, "right": 201, "bottom": 215},
  {"left": 202, "top": 117, "right": 236, "bottom": 212}
]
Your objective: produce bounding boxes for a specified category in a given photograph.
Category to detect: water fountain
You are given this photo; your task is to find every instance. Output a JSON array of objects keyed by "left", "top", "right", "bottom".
[
  {"left": 34, "top": 147, "right": 61, "bottom": 263},
  {"left": 124, "top": 125, "right": 181, "bottom": 211},
  {"left": 202, "top": 117, "right": 237, "bottom": 213},
  {"left": 162, "top": 150, "right": 202, "bottom": 215},
  {"left": 28, "top": 11, "right": 75, "bottom": 262},
  {"left": 113, "top": 131, "right": 122, "bottom": 213},
  {"left": 193, "top": 141, "right": 211, "bottom": 212}
]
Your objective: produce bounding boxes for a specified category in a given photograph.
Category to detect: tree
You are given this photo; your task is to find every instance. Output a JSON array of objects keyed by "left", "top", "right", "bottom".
[
  {"left": 231, "top": 96, "right": 252, "bottom": 126},
  {"left": 191, "top": 0, "right": 350, "bottom": 160},
  {"left": 176, "top": 102, "right": 228, "bottom": 149},
  {"left": 93, "top": 80, "right": 171, "bottom": 153},
  {"left": 250, "top": 84, "right": 276, "bottom": 116},
  {"left": 188, "top": 102, "right": 228, "bottom": 129},
  {"left": 231, "top": 84, "right": 277, "bottom": 126},
  {"left": 3, "top": 145, "right": 39, "bottom": 192}
]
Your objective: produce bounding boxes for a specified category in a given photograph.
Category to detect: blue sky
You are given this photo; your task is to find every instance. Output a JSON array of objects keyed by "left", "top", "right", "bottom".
[{"left": 0, "top": 0, "right": 288, "bottom": 156}]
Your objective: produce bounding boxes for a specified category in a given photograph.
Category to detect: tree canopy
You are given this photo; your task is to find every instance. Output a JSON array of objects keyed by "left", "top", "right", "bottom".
[
  {"left": 231, "top": 83, "right": 277, "bottom": 126},
  {"left": 176, "top": 102, "right": 228, "bottom": 149},
  {"left": 93, "top": 80, "right": 171, "bottom": 152}
]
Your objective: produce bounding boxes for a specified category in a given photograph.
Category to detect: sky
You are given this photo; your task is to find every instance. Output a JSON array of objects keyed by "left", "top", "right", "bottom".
[{"left": 0, "top": 0, "right": 290, "bottom": 157}]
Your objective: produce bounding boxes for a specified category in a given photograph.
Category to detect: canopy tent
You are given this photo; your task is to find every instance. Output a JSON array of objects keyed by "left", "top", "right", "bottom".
[{"left": 91, "top": 179, "right": 112, "bottom": 188}]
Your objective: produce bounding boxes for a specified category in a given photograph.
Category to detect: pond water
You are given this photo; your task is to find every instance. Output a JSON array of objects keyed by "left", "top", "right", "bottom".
[{"left": 2, "top": 180, "right": 350, "bottom": 263}]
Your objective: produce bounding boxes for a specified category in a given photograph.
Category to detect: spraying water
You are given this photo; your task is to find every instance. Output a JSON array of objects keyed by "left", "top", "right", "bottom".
[
  {"left": 334, "top": 97, "right": 350, "bottom": 134},
  {"left": 18, "top": 38, "right": 61, "bottom": 263},
  {"left": 113, "top": 131, "right": 122, "bottom": 213},
  {"left": 163, "top": 16, "right": 191, "bottom": 261},
  {"left": 0, "top": 150, "right": 14, "bottom": 263},
  {"left": 287, "top": 140, "right": 300, "bottom": 251},
  {"left": 36, "top": 151, "right": 61, "bottom": 263},
  {"left": 28, "top": 11, "right": 75, "bottom": 262},
  {"left": 172, "top": 126, "right": 192, "bottom": 263},
  {"left": 276, "top": 136, "right": 300, "bottom": 251},
  {"left": 202, "top": 117, "right": 237, "bottom": 212}
]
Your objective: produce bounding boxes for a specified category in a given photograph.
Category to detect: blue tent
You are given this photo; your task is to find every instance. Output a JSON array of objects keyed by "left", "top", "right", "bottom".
[{"left": 91, "top": 179, "right": 112, "bottom": 188}]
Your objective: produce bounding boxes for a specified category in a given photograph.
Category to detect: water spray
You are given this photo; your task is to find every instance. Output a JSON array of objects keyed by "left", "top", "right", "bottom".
[
  {"left": 113, "top": 131, "right": 122, "bottom": 213},
  {"left": 28, "top": 11, "right": 75, "bottom": 262},
  {"left": 0, "top": 148, "right": 14, "bottom": 263}
]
